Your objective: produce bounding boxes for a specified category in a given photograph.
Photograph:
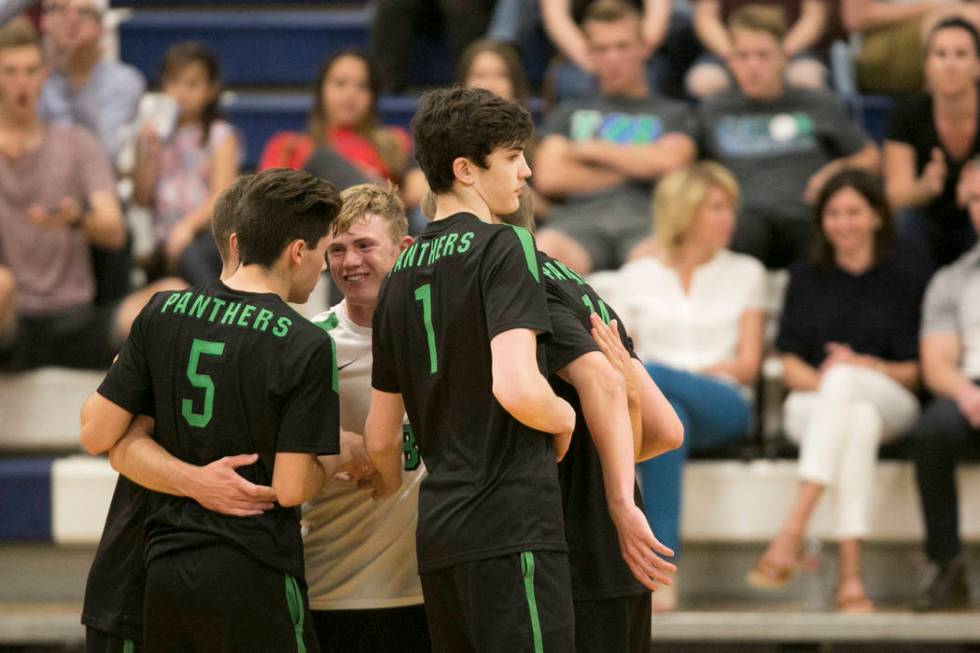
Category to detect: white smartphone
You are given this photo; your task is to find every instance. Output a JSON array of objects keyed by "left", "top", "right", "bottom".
[{"left": 138, "top": 93, "right": 179, "bottom": 140}]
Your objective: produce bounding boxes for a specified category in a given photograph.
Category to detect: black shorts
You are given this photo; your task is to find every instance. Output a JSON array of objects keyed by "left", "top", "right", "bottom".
[
  {"left": 420, "top": 550, "right": 575, "bottom": 653},
  {"left": 143, "top": 544, "right": 318, "bottom": 653},
  {"left": 574, "top": 592, "right": 651, "bottom": 653},
  {"left": 0, "top": 304, "right": 117, "bottom": 371},
  {"left": 311, "top": 604, "right": 430, "bottom": 653},
  {"left": 85, "top": 627, "right": 141, "bottom": 653}
]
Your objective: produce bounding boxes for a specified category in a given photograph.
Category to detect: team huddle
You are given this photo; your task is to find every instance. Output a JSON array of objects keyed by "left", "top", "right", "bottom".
[{"left": 79, "top": 87, "right": 684, "bottom": 653}]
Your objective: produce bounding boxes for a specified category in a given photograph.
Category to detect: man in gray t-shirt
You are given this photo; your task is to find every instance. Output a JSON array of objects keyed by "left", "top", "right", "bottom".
[
  {"left": 0, "top": 19, "right": 177, "bottom": 370},
  {"left": 533, "top": 1, "right": 696, "bottom": 273},
  {"left": 697, "top": 5, "right": 878, "bottom": 269},
  {"left": 909, "top": 163, "right": 980, "bottom": 612}
]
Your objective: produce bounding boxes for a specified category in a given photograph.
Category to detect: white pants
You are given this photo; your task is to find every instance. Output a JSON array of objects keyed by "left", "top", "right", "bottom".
[{"left": 782, "top": 364, "right": 920, "bottom": 540}]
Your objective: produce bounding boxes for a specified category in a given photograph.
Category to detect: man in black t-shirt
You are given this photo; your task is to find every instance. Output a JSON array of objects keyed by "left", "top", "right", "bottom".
[
  {"left": 497, "top": 198, "right": 684, "bottom": 652},
  {"left": 365, "top": 87, "right": 577, "bottom": 651},
  {"left": 80, "top": 174, "right": 265, "bottom": 653},
  {"left": 80, "top": 169, "right": 342, "bottom": 652}
]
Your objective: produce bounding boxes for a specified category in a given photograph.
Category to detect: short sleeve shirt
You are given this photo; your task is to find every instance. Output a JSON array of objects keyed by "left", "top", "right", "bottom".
[
  {"left": 539, "top": 94, "right": 696, "bottom": 205},
  {"left": 776, "top": 259, "right": 925, "bottom": 368},
  {"left": 0, "top": 124, "right": 115, "bottom": 315},
  {"left": 886, "top": 93, "right": 980, "bottom": 266},
  {"left": 921, "top": 245, "right": 980, "bottom": 379},
  {"left": 372, "top": 213, "right": 566, "bottom": 573},
  {"left": 539, "top": 252, "right": 646, "bottom": 600},
  {"left": 98, "top": 280, "right": 340, "bottom": 581},
  {"left": 699, "top": 88, "right": 868, "bottom": 224}
]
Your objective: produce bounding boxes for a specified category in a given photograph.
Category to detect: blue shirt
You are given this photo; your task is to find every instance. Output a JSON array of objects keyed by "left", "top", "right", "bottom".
[{"left": 39, "top": 59, "right": 145, "bottom": 162}]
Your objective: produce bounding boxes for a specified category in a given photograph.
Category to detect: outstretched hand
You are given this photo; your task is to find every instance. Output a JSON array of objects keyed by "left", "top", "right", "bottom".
[
  {"left": 611, "top": 503, "right": 677, "bottom": 591},
  {"left": 190, "top": 453, "right": 276, "bottom": 516}
]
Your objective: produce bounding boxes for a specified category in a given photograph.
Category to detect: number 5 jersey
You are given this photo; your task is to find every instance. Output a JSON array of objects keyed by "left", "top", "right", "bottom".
[{"left": 97, "top": 280, "right": 340, "bottom": 583}]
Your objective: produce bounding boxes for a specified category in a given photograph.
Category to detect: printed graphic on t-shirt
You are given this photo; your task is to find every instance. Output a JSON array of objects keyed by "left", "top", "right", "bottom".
[
  {"left": 569, "top": 110, "right": 665, "bottom": 144},
  {"left": 714, "top": 112, "right": 816, "bottom": 157}
]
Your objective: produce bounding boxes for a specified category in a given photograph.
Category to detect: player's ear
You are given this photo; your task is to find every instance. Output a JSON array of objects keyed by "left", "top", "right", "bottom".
[
  {"left": 452, "top": 156, "right": 477, "bottom": 186},
  {"left": 398, "top": 235, "right": 413, "bottom": 252},
  {"left": 285, "top": 238, "right": 306, "bottom": 267}
]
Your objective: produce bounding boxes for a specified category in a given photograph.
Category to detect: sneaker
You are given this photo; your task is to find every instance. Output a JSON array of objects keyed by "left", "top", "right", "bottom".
[{"left": 913, "top": 556, "right": 971, "bottom": 612}]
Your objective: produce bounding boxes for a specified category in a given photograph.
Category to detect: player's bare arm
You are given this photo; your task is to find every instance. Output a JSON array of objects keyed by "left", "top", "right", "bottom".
[
  {"left": 80, "top": 392, "right": 138, "bottom": 455},
  {"left": 364, "top": 389, "right": 406, "bottom": 500},
  {"left": 591, "top": 315, "right": 684, "bottom": 461},
  {"left": 272, "top": 453, "right": 327, "bottom": 507},
  {"left": 490, "top": 328, "right": 576, "bottom": 460},
  {"left": 558, "top": 350, "right": 676, "bottom": 591},
  {"left": 109, "top": 415, "right": 276, "bottom": 517}
]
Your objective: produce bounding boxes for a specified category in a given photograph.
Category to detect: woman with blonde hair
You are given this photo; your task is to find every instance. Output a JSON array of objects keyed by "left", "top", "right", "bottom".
[{"left": 591, "top": 161, "right": 766, "bottom": 611}]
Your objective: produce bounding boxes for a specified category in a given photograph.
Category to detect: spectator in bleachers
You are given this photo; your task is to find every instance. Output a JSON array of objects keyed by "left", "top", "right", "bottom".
[
  {"left": 369, "top": 0, "right": 495, "bottom": 93},
  {"left": 909, "top": 160, "right": 980, "bottom": 612},
  {"left": 133, "top": 42, "right": 239, "bottom": 286},
  {"left": 39, "top": 0, "right": 144, "bottom": 164},
  {"left": 533, "top": 0, "right": 696, "bottom": 273},
  {"left": 0, "top": 18, "right": 179, "bottom": 370},
  {"left": 698, "top": 5, "right": 879, "bottom": 269},
  {"left": 259, "top": 51, "right": 412, "bottom": 191},
  {"left": 589, "top": 161, "right": 764, "bottom": 611},
  {"left": 883, "top": 17, "right": 980, "bottom": 281},
  {"left": 843, "top": 0, "right": 980, "bottom": 96},
  {"left": 747, "top": 169, "right": 923, "bottom": 613},
  {"left": 687, "top": 0, "right": 828, "bottom": 97}
]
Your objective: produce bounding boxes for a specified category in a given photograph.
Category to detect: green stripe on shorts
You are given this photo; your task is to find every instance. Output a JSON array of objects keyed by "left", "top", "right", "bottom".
[
  {"left": 521, "top": 551, "right": 544, "bottom": 653},
  {"left": 284, "top": 574, "right": 306, "bottom": 653},
  {"left": 122, "top": 639, "right": 134, "bottom": 653}
]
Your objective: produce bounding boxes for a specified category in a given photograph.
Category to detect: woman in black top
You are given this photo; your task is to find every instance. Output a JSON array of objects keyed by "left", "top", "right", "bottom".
[
  {"left": 747, "top": 169, "right": 924, "bottom": 612},
  {"left": 884, "top": 16, "right": 980, "bottom": 278}
]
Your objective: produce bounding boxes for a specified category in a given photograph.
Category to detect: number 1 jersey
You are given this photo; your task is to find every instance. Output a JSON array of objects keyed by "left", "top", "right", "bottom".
[
  {"left": 372, "top": 212, "right": 567, "bottom": 573},
  {"left": 97, "top": 280, "right": 340, "bottom": 581}
]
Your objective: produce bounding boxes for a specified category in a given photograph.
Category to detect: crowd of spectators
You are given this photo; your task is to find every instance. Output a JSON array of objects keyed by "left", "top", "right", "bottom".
[{"left": 1, "top": 0, "right": 979, "bottom": 617}]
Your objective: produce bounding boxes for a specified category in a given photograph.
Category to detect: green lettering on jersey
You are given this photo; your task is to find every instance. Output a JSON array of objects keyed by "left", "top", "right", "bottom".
[
  {"left": 220, "top": 302, "right": 242, "bottom": 325},
  {"left": 417, "top": 241, "right": 431, "bottom": 266},
  {"left": 189, "top": 294, "right": 211, "bottom": 319},
  {"left": 443, "top": 233, "right": 458, "bottom": 257},
  {"left": 273, "top": 316, "right": 292, "bottom": 338},
  {"left": 556, "top": 260, "right": 586, "bottom": 285},
  {"left": 542, "top": 261, "right": 566, "bottom": 281},
  {"left": 392, "top": 248, "right": 408, "bottom": 272},
  {"left": 207, "top": 297, "right": 227, "bottom": 323},
  {"left": 253, "top": 308, "right": 274, "bottom": 332},
  {"left": 405, "top": 242, "right": 419, "bottom": 268},
  {"left": 237, "top": 304, "right": 256, "bottom": 328},
  {"left": 509, "top": 225, "right": 539, "bottom": 282},
  {"left": 172, "top": 291, "right": 192, "bottom": 315},
  {"left": 457, "top": 232, "right": 474, "bottom": 253},
  {"left": 160, "top": 292, "right": 180, "bottom": 314},
  {"left": 402, "top": 424, "right": 420, "bottom": 471}
]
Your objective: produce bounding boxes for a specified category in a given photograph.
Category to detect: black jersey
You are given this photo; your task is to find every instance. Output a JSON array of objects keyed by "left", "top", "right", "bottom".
[
  {"left": 539, "top": 252, "right": 646, "bottom": 600},
  {"left": 372, "top": 212, "right": 565, "bottom": 573},
  {"left": 81, "top": 476, "right": 151, "bottom": 641},
  {"left": 97, "top": 280, "right": 340, "bottom": 581}
]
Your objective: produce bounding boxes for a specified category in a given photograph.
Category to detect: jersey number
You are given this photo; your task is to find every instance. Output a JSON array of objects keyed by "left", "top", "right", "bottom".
[
  {"left": 402, "top": 424, "right": 421, "bottom": 471},
  {"left": 414, "top": 283, "right": 438, "bottom": 374},
  {"left": 182, "top": 338, "right": 226, "bottom": 428},
  {"left": 581, "top": 293, "right": 611, "bottom": 324}
]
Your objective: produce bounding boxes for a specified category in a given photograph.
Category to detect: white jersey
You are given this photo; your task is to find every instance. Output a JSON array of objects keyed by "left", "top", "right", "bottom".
[{"left": 303, "top": 301, "right": 426, "bottom": 610}]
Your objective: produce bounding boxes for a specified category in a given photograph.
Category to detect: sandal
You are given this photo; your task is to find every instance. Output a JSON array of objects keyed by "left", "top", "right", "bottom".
[
  {"left": 835, "top": 575, "right": 875, "bottom": 613},
  {"left": 746, "top": 555, "right": 798, "bottom": 589}
]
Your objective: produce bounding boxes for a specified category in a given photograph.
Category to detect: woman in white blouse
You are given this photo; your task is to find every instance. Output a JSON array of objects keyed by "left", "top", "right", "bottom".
[{"left": 591, "top": 161, "right": 765, "bottom": 611}]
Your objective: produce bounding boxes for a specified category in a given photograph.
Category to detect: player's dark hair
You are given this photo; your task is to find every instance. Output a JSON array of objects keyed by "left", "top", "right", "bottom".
[
  {"left": 812, "top": 168, "right": 894, "bottom": 269},
  {"left": 235, "top": 168, "right": 342, "bottom": 268},
  {"left": 411, "top": 86, "right": 533, "bottom": 194},
  {"left": 211, "top": 173, "right": 254, "bottom": 262}
]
